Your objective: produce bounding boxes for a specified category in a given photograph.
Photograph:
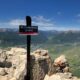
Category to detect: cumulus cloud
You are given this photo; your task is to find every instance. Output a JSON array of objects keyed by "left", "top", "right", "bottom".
[
  {"left": 9, "top": 19, "right": 25, "bottom": 26},
  {"left": 0, "top": 19, "right": 25, "bottom": 28},
  {"left": 32, "top": 16, "right": 51, "bottom": 22},
  {"left": 32, "top": 16, "right": 66, "bottom": 31},
  {"left": 0, "top": 16, "right": 55, "bottom": 30},
  {"left": 32, "top": 16, "right": 80, "bottom": 31},
  {"left": 32, "top": 16, "right": 55, "bottom": 30},
  {"left": 0, "top": 15, "right": 80, "bottom": 31}
]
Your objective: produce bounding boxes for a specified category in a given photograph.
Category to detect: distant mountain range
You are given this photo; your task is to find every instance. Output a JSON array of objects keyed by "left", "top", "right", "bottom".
[
  {"left": 0, "top": 28, "right": 80, "bottom": 47},
  {"left": 0, "top": 28, "right": 18, "bottom": 32}
]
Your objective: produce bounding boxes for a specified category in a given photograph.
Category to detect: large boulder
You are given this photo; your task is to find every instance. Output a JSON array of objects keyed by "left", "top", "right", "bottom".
[
  {"left": 30, "top": 49, "right": 52, "bottom": 80},
  {"left": 0, "top": 47, "right": 26, "bottom": 80}
]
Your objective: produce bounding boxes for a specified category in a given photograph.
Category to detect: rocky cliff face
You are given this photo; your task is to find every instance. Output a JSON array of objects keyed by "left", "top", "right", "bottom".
[{"left": 0, "top": 47, "right": 80, "bottom": 80}]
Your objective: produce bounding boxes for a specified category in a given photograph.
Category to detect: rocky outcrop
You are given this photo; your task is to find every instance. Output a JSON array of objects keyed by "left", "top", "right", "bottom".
[
  {"left": 30, "top": 49, "right": 52, "bottom": 80},
  {"left": 0, "top": 48, "right": 52, "bottom": 80},
  {"left": 0, "top": 47, "right": 80, "bottom": 80},
  {"left": 0, "top": 47, "right": 26, "bottom": 80},
  {"left": 44, "top": 55, "right": 80, "bottom": 80}
]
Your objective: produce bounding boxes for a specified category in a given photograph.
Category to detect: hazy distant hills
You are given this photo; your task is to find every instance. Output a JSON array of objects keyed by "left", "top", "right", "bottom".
[
  {"left": 0, "top": 28, "right": 80, "bottom": 47},
  {"left": 49, "top": 30, "right": 80, "bottom": 44},
  {"left": 0, "top": 28, "right": 18, "bottom": 32}
]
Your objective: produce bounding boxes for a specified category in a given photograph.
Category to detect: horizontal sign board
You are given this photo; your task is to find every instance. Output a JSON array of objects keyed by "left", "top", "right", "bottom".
[{"left": 19, "top": 25, "right": 38, "bottom": 35}]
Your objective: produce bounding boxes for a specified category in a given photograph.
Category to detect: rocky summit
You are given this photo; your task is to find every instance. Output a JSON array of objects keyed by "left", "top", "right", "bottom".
[{"left": 0, "top": 47, "right": 80, "bottom": 80}]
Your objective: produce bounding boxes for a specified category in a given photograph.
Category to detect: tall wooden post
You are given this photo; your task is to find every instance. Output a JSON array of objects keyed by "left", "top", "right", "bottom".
[
  {"left": 25, "top": 16, "right": 31, "bottom": 80},
  {"left": 19, "top": 16, "right": 38, "bottom": 80}
]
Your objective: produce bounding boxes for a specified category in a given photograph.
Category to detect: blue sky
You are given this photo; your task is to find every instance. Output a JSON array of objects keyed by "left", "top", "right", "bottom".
[{"left": 0, "top": 0, "right": 80, "bottom": 31}]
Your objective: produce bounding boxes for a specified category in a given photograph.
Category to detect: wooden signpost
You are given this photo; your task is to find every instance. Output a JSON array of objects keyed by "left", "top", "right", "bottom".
[{"left": 19, "top": 16, "right": 38, "bottom": 80}]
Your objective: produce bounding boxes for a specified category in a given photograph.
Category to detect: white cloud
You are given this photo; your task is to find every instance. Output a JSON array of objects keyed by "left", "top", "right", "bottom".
[
  {"left": 9, "top": 19, "right": 25, "bottom": 26},
  {"left": 32, "top": 16, "right": 51, "bottom": 22},
  {"left": 32, "top": 16, "right": 80, "bottom": 31},
  {"left": 0, "top": 19, "right": 25, "bottom": 28},
  {"left": 32, "top": 16, "right": 55, "bottom": 30},
  {"left": 0, "top": 16, "right": 80, "bottom": 31}
]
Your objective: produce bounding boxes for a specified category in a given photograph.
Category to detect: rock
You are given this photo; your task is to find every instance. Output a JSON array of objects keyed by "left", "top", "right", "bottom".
[
  {"left": 54, "top": 55, "right": 67, "bottom": 65},
  {"left": 10, "top": 77, "right": 17, "bottom": 80},
  {"left": 33, "top": 49, "right": 41, "bottom": 54},
  {"left": 72, "top": 77, "right": 80, "bottom": 80},
  {"left": 0, "top": 68, "right": 7, "bottom": 76},
  {"left": 33, "top": 49, "right": 48, "bottom": 56},
  {"left": 44, "top": 73, "right": 80, "bottom": 80},
  {"left": 30, "top": 49, "right": 52, "bottom": 80},
  {"left": 0, "top": 75, "right": 8, "bottom": 80},
  {"left": 0, "top": 49, "right": 3, "bottom": 54},
  {"left": 9, "top": 77, "right": 16, "bottom": 80},
  {"left": 13, "top": 62, "right": 26, "bottom": 80},
  {"left": 63, "top": 67, "right": 69, "bottom": 72},
  {"left": 0, "top": 48, "right": 80, "bottom": 80},
  {"left": 0, "top": 51, "right": 7, "bottom": 63},
  {"left": 8, "top": 48, "right": 26, "bottom": 80},
  {"left": 44, "top": 74, "right": 61, "bottom": 80},
  {"left": 0, "top": 51, "right": 8, "bottom": 68},
  {"left": 56, "top": 73, "right": 72, "bottom": 79},
  {"left": 0, "top": 47, "right": 26, "bottom": 80},
  {"left": 5, "top": 67, "right": 15, "bottom": 79},
  {"left": 53, "top": 55, "right": 69, "bottom": 73},
  {"left": 44, "top": 75, "right": 49, "bottom": 80},
  {"left": 10, "top": 47, "right": 26, "bottom": 55},
  {"left": 31, "top": 49, "right": 50, "bottom": 61}
]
